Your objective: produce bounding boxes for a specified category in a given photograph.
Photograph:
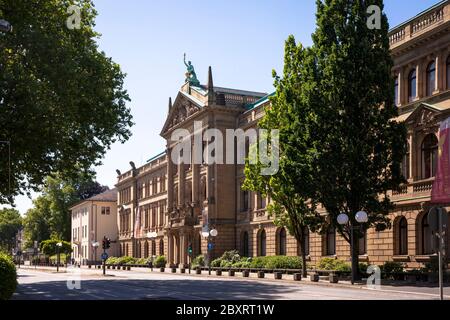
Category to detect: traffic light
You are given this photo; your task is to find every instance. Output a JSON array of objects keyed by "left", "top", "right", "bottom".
[
  {"left": 188, "top": 243, "right": 193, "bottom": 255},
  {"left": 102, "top": 237, "right": 111, "bottom": 249}
]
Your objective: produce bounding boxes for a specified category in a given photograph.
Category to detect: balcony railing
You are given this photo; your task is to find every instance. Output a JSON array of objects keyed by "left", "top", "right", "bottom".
[{"left": 390, "top": 178, "right": 435, "bottom": 200}]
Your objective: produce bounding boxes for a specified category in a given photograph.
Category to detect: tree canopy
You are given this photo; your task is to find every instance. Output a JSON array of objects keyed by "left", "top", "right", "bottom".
[
  {"left": 0, "top": 208, "right": 22, "bottom": 252},
  {"left": 23, "top": 171, "right": 109, "bottom": 247},
  {"left": 0, "top": 0, "right": 133, "bottom": 204}
]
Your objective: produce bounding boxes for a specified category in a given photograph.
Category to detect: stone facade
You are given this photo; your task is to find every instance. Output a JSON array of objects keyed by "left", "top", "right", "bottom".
[{"left": 116, "top": 1, "right": 450, "bottom": 269}]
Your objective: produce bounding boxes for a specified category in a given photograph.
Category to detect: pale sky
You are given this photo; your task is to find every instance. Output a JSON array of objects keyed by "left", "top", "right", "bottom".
[{"left": 6, "top": 0, "right": 441, "bottom": 214}]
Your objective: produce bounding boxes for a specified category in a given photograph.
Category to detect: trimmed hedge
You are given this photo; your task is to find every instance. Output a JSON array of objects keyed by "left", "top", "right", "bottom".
[
  {"left": 191, "top": 255, "right": 205, "bottom": 268},
  {"left": 154, "top": 255, "right": 166, "bottom": 268},
  {"left": 317, "top": 258, "right": 351, "bottom": 272},
  {"left": 210, "top": 251, "right": 303, "bottom": 269},
  {"left": 0, "top": 253, "right": 17, "bottom": 300}
]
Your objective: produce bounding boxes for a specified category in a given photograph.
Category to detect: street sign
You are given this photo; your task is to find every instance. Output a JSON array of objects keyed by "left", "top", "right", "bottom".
[
  {"left": 101, "top": 253, "right": 108, "bottom": 260},
  {"left": 207, "top": 243, "right": 214, "bottom": 251}
]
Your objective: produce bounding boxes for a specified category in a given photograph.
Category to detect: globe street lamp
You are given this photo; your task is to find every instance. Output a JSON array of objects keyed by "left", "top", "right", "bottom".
[
  {"left": 91, "top": 241, "right": 99, "bottom": 265},
  {"left": 337, "top": 211, "right": 368, "bottom": 284},
  {"left": 201, "top": 228, "right": 218, "bottom": 275},
  {"left": 0, "top": 19, "right": 12, "bottom": 33},
  {"left": 56, "top": 242, "right": 63, "bottom": 272},
  {"left": 146, "top": 232, "right": 158, "bottom": 271}
]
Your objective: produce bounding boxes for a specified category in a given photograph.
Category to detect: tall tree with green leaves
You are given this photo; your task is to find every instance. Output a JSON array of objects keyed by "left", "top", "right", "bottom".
[
  {"left": 0, "top": 208, "right": 22, "bottom": 251},
  {"left": 309, "top": 0, "right": 406, "bottom": 280},
  {"left": 243, "top": 36, "right": 324, "bottom": 277},
  {"left": 0, "top": 0, "right": 133, "bottom": 204},
  {"left": 23, "top": 171, "right": 108, "bottom": 246}
]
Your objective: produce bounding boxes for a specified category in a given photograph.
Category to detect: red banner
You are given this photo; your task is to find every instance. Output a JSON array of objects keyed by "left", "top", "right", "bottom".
[{"left": 431, "top": 117, "right": 450, "bottom": 204}]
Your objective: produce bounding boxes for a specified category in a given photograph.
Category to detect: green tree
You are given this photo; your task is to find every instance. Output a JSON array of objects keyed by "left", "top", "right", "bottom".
[
  {"left": 243, "top": 37, "right": 324, "bottom": 278},
  {"left": 0, "top": 208, "right": 22, "bottom": 251},
  {"left": 309, "top": 0, "right": 406, "bottom": 280},
  {"left": 23, "top": 171, "right": 108, "bottom": 246},
  {"left": 0, "top": 0, "right": 133, "bottom": 204},
  {"left": 40, "top": 239, "right": 72, "bottom": 256}
]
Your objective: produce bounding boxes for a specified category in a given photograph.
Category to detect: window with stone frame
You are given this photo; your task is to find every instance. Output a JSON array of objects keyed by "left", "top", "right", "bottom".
[
  {"left": 397, "top": 216, "right": 408, "bottom": 255},
  {"left": 447, "top": 55, "right": 450, "bottom": 89},
  {"left": 426, "top": 60, "right": 436, "bottom": 96},
  {"left": 408, "top": 68, "right": 417, "bottom": 102},
  {"left": 421, "top": 134, "right": 438, "bottom": 179},
  {"left": 325, "top": 226, "right": 336, "bottom": 256},
  {"left": 258, "top": 229, "right": 266, "bottom": 256},
  {"left": 277, "top": 227, "right": 287, "bottom": 255}
]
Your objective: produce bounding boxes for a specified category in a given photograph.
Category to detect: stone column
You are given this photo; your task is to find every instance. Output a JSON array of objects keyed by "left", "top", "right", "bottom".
[
  {"left": 179, "top": 231, "right": 187, "bottom": 267},
  {"left": 167, "top": 148, "right": 174, "bottom": 211},
  {"left": 168, "top": 232, "right": 173, "bottom": 265}
]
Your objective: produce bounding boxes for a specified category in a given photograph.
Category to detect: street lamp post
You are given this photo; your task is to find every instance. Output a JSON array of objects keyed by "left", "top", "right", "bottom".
[
  {"left": 56, "top": 242, "right": 63, "bottom": 273},
  {"left": 202, "top": 228, "right": 218, "bottom": 275},
  {"left": 337, "top": 211, "right": 368, "bottom": 284},
  {"left": 91, "top": 241, "right": 99, "bottom": 265}
]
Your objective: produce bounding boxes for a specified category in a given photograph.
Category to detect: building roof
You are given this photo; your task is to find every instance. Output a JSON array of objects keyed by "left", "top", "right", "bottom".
[
  {"left": 146, "top": 151, "right": 166, "bottom": 163},
  {"left": 389, "top": 0, "right": 447, "bottom": 33},
  {"left": 86, "top": 188, "right": 117, "bottom": 202}
]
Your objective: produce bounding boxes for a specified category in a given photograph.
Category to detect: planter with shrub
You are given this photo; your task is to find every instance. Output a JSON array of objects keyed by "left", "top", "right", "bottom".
[{"left": 154, "top": 256, "right": 167, "bottom": 268}]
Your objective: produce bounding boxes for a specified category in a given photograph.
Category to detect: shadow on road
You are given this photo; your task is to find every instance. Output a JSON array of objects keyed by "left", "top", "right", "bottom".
[{"left": 13, "top": 278, "right": 301, "bottom": 300}]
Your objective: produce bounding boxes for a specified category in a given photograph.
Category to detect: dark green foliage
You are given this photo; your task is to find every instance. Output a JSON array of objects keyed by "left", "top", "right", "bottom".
[
  {"left": 380, "top": 261, "right": 405, "bottom": 274},
  {"left": 154, "top": 255, "right": 166, "bottom": 268},
  {"left": 0, "top": 208, "right": 22, "bottom": 251},
  {"left": 0, "top": 252, "right": 17, "bottom": 300},
  {"left": 191, "top": 255, "right": 205, "bottom": 268},
  {"left": 40, "top": 239, "right": 72, "bottom": 256},
  {"left": 0, "top": 0, "right": 133, "bottom": 204}
]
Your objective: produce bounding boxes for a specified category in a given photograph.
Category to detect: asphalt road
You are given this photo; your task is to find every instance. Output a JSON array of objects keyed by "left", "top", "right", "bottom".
[{"left": 12, "top": 268, "right": 449, "bottom": 300}]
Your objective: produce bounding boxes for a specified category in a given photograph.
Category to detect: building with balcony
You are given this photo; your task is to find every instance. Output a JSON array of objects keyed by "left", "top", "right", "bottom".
[
  {"left": 115, "top": 1, "right": 450, "bottom": 269},
  {"left": 70, "top": 189, "right": 118, "bottom": 265}
]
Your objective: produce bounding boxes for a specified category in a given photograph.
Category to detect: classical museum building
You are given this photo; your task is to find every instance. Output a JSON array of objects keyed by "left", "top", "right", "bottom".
[{"left": 115, "top": 1, "right": 450, "bottom": 269}]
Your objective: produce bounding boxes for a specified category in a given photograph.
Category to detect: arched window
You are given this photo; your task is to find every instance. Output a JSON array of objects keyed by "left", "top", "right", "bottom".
[
  {"left": 277, "top": 228, "right": 287, "bottom": 255},
  {"left": 398, "top": 217, "right": 408, "bottom": 255},
  {"left": 408, "top": 69, "right": 417, "bottom": 102},
  {"left": 394, "top": 76, "right": 399, "bottom": 106},
  {"left": 446, "top": 55, "right": 450, "bottom": 89},
  {"left": 144, "top": 241, "right": 149, "bottom": 258},
  {"left": 258, "top": 229, "right": 266, "bottom": 256},
  {"left": 421, "top": 213, "right": 434, "bottom": 255},
  {"left": 426, "top": 61, "right": 436, "bottom": 96},
  {"left": 325, "top": 227, "right": 336, "bottom": 256},
  {"left": 152, "top": 241, "right": 156, "bottom": 256},
  {"left": 197, "top": 234, "right": 202, "bottom": 255},
  {"left": 298, "top": 228, "right": 310, "bottom": 256},
  {"left": 241, "top": 231, "right": 249, "bottom": 257},
  {"left": 159, "top": 239, "right": 164, "bottom": 255},
  {"left": 421, "top": 134, "right": 438, "bottom": 179},
  {"left": 358, "top": 230, "right": 367, "bottom": 255}
]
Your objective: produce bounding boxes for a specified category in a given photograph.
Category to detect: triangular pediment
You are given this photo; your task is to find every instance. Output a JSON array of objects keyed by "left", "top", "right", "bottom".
[
  {"left": 160, "top": 91, "right": 205, "bottom": 136},
  {"left": 404, "top": 103, "right": 442, "bottom": 127}
]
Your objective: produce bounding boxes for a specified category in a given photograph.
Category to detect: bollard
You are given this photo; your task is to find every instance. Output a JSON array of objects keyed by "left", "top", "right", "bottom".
[
  {"left": 242, "top": 270, "right": 249, "bottom": 277},
  {"left": 196, "top": 268, "right": 202, "bottom": 275},
  {"left": 274, "top": 272, "right": 282, "bottom": 280},
  {"left": 180, "top": 268, "right": 185, "bottom": 274},
  {"left": 229, "top": 270, "right": 235, "bottom": 277},
  {"left": 216, "top": 269, "right": 222, "bottom": 276},
  {"left": 293, "top": 273, "right": 302, "bottom": 281},
  {"left": 310, "top": 273, "right": 319, "bottom": 282},
  {"left": 171, "top": 267, "right": 177, "bottom": 273},
  {"left": 257, "top": 271, "right": 265, "bottom": 278},
  {"left": 160, "top": 267, "right": 165, "bottom": 272},
  {"left": 329, "top": 273, "right": 339, "bottom": 283}
]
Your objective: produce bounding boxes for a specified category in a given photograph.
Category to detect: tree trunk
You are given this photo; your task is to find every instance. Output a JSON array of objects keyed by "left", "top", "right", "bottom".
[
  {"left": 351, "top": 226, "right": 360, "bottom": 283},
  {"left": 298, "top": 229, "right": 308, "bottom": 278}
]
